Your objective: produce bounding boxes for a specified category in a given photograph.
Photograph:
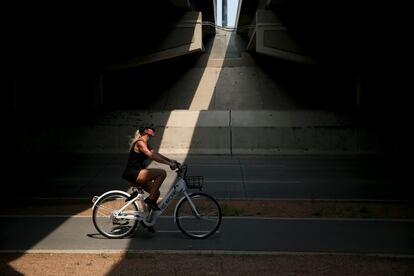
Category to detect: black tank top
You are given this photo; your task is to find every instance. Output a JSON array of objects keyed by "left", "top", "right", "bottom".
[{"left": 125, "top": 140, "right": 149, "bottom": 170}]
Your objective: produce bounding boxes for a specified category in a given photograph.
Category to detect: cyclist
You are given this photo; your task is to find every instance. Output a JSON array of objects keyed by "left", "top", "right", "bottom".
[{"left": 122, "top": 126, "right": 178, "bottom": 211}]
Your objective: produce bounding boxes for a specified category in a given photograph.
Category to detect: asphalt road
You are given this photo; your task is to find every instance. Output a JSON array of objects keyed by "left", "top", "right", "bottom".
[
  {"left": 2, "top": 154, "right": 412, "bottom": 256},
  {"left": 1, "top": 216, "right": 413, "bottom": 256},
  {"left": 3, "top": 154, "right": 411, "bottom": 201}
]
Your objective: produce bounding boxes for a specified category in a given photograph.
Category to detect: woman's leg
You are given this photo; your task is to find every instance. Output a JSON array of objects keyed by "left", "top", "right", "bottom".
[{"left": 136, "top": 168, "right": 166, "bottom": 201}]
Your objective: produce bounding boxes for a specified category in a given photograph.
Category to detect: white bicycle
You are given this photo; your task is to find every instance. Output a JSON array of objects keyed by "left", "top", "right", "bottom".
[{"left": 92, "top": 164, "right": 222, "bottom": 239}]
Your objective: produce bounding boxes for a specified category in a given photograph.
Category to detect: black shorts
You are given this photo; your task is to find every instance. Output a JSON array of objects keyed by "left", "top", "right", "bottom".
[{"left": 122, "top": 167, "right": 141, "bottom": 183}]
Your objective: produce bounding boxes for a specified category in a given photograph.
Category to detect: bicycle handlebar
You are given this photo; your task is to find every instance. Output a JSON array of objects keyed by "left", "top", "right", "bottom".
[{"left": 175, "top": 163, "right": 187, "bottom": 178}]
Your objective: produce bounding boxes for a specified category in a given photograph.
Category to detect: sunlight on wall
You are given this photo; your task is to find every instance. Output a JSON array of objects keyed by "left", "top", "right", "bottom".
[
  {"left": 189, "top": 38, "right": 224, "bottom": 110},
  {"left": 158, "top": 31, "right": 229, "bottom": 155},
  {"left": 159, "top": 110, "right": 200, "bottom": 155}
]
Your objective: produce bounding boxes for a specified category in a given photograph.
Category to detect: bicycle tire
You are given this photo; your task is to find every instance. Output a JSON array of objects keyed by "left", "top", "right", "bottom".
[
  {"left": 175, "top": 192, "right": 222, "bottom": 239},
  {"left": 92, "top": 191, "right": 139, "bottom": 238}
]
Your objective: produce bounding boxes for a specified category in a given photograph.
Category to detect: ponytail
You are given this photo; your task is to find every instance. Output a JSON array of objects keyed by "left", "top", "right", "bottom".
[
  {"left": 128, "top": 126, "right": 154, "bottom": 150},
  {"left": 128, "top": 129, "right": 141, "bottom": 151}
]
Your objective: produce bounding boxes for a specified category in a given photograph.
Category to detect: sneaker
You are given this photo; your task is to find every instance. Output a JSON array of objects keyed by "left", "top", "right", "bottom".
[
  {"left": 144, "top": 197, "right": 161, "bottom": 211},
  {"left": 139, "top": 221, "right": 156, "bottom": 233}
]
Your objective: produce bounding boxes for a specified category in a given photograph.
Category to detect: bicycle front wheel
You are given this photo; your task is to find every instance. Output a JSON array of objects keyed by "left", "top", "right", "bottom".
[
  {"left": 175, "top": 193, "right": 222, "bottom": 239},
  {"left": 92, "top": 191, "right": 139, "bottom": 238}
]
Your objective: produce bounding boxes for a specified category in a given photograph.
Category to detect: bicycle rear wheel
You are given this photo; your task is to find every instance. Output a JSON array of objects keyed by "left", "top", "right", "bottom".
[
  {"left": 175, "top": 193, "right": 222, "bottom": 239},
  {"left": 92, "top": 191, "right": 139, "bottom": 238}
]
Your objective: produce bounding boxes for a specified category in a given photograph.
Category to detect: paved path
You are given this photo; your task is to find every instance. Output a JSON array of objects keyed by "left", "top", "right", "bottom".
[
  {"left": 2, "top": 154, "right": 412, "bottom": 256},
  {"left": 1, "top": 216, "right": 413, "bottom": 256},
  {"left": 4, "top": 154, "right": 410, "bottom": 201}
]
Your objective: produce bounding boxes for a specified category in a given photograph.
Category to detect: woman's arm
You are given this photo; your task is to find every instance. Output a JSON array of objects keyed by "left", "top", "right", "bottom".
[
  {"left": 153, "top": 150, "right": 173, "bottom": 163},
  {"left": 153, "top": 150, "right": 179, "bottom": 169},
  {"left": 137, "top": 141, "right": 176, "bottom": 167}
]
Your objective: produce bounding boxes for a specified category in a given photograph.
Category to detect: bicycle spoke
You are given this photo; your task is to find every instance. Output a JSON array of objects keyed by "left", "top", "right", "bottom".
[
  {"left": 198, "top": 216, "right": 219, "bottom": 222},
  {"left": 92, "top": 192, "right": 139, "bottom": 238},
  {"left": 95, "top": 204, "right": 113, "bottom": 213},
  {"left": 96, "top": 209, "right": 112, "bottom": 217}
]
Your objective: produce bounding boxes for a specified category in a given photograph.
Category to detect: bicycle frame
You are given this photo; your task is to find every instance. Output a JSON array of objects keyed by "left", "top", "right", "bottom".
[
  {"left": 144, "top": 177, "right": 199, "bottom": 227},
  {"left": 92, "top": 171, "right": 200, "bottom": 228}
]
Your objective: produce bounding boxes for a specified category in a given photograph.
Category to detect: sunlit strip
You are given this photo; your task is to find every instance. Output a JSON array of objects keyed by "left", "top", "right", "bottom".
[
  {"left": 189, "top": 39, "right": 225, "bottom": 110},
  {"left": 158, "top": 110, "right": 200, "bottom": 155},
  {"left": 158, "top": 32, "right": 228, "bottom": 155}
]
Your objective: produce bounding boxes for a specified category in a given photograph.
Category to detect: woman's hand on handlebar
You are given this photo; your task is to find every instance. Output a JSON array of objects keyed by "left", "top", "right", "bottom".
[{"left": 169, "top": 160, "right": 181, "bottom": 170}]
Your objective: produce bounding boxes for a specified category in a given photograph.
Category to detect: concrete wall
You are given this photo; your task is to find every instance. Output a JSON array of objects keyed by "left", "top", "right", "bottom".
[
  {"left": 136, "top": 29, "right": 355, "bottom": 111},
  {"left": 4, "top": 110, "right": 395, "bottom": 155},
  {"left": 3, "top": 17, "right": 403, "bottom": 156}
]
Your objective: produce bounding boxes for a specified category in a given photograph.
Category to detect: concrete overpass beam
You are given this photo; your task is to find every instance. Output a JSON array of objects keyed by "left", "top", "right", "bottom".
[
  {"left": 253, "top": 10, "right": 316, "bottom": 64},
  {"left": 99, "top": 11, "right": 204, "bottom": 72}
]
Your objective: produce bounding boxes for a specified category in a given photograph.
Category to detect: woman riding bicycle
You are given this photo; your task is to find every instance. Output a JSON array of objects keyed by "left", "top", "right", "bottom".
[{"left": 122, "top": 126, "right": 178, "bottom": 210}]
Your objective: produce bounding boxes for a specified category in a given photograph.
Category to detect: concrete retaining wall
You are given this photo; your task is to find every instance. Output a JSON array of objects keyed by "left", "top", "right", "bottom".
[{"left": 4, "top": 110, "right": 395, "bottom": 155}]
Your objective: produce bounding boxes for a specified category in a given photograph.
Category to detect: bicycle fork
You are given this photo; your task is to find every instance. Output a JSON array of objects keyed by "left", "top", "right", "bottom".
[{"left": 174, "top": 191, "right": 202, "bottom": 219}]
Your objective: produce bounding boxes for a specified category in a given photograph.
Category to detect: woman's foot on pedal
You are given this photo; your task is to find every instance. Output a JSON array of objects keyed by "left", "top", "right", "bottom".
[
  {"left": 139, "top": 221, "right": 156, "bottom": 233},
  {"left": 144, "top": 197, "right": 161, "bottom": 210}
]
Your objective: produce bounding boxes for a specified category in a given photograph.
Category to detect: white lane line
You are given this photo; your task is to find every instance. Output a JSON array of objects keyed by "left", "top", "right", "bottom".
[
  {"left": 205, "top": 180, "right": 301, "bottom": 183},
  {"left": 1, "top": 215, "right": 413, "bottom": 223}
]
